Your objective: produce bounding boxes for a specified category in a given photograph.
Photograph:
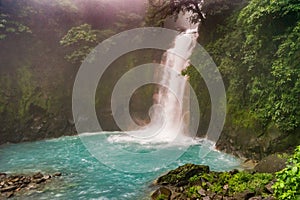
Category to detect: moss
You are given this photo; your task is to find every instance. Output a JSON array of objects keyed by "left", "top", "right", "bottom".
[
  {"left": 226, "top": 103, "right": 263, "bottom": 131},
  {"left": 157, "top": 164, "right": 209, "bottom": 185},
  {"left": 15, "top": 65, "right": 49, "bottom": 122},
  {"left": 0, "top": 74, "right": 12, "bottom": 113},
  {"left": 155, "top": 194, "right": 168, "bottom": 200},
  {"left": 185, "top": 171, "right": 273, "bottom": 197},
  {"left": 187, "top": 186, "right": 202, "bottom": 198},
  {"left": 157, "top": 164, "right": 274, "bottom": 198},
  {"left": 228, "top": 172, "right": 273, "bottom": 195},
  {"left": 17, "top": 65, "right": 35, "bottom": 118}
]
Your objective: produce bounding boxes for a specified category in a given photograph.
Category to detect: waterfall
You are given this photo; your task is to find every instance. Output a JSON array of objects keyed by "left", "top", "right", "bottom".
[
  {"left": 149, "top": 28, "right": 198, "bottom": 142},
  {"left": 108, "top": 28, "right": 198, "bottom": 144}
]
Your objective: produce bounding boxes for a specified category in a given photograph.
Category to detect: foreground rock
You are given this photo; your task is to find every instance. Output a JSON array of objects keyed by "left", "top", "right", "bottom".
[
  {"left": 151, "top": 164, "right": 275, "bottom": 200},
  {"left": 254, "top": 154, "right": 287, "bottom": 173},
  {"left": 0, "top": 172, "right": 62, "bottom": 198}
]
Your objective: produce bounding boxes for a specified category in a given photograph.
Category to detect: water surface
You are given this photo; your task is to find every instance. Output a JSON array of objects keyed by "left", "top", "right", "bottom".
[{"left": 0, "top": 132, "right": 240, "bottom": 199}]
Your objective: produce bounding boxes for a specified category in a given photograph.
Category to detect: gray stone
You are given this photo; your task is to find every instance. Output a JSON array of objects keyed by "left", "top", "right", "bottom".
[
  {"left": 0, "top": 185, "right": 17, "bottom": 193},
  {"left": 11, "top": 177, "right": 20, "bottom": 183},
  {"left": 33, "top": 172, "right": 43, "bottom": 179},
  {"left": 34, "top": 178, "right": 45, "bottom": 184},
  {"left": 53, "top": 172, "right": 62, "bottom": 177},
  {"left": 254, "top": 154, "right": 286, "bottom": 173},
  {"left": 214, "top": 195, "right": 223, "bottom": 200},
  {"left": 43, "top": 175, "right": 51, "bottom": 180},
  {"left": 27, "top": 183, "right": 38, "bottom": 190},
  {"left": 249, "top": 196, "right": 262, "bottom": 200},
  {"left": 6, "top": 191, "right": 14, "bottom": 198},
  {"left": 265, "top": 182, "right": 274, "bottom": 194},
  {"left": 198, "top": 188, "right": 206, "bottom": 196},
  {"left": 151, "top": 187, "right": 172, "bottom": 200}
]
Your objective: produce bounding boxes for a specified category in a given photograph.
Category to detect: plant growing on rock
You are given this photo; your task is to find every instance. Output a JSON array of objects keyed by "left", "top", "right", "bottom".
[{"left": 273, "top": 145, "right": 300, "bottom": 200}]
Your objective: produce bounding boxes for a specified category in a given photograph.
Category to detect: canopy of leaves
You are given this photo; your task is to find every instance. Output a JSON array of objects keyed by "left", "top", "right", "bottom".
[
  {"left": 146, "top": 0, "right": 244, "bottom": 26},
  {"left": 59, "top": 24, "right": 116, "bottom": 63},
  {"left": 60, "top": 9, "right": 144, "bottom": 63},
  {"left": 0, "top": 8, "right": 32, "bottom": 40},
  {"left": 185, "top": 0, "right": 300, "bottom": 132}
]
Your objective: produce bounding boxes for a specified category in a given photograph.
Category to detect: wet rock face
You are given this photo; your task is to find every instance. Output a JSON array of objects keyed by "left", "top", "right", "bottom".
[
  {"left": 0, "top": 111, "right": 77, "bottom": 145},
  {"left": 216, "top": 124, "right": 300, "bottom": 161},
  {"left": 0, "top": 172, "right": 62, "bottom": 198}
]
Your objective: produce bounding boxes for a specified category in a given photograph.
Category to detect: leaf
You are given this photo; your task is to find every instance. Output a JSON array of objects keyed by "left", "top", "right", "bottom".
[{"left": 292, "top": 166, "right": 298, "bottom": 174}]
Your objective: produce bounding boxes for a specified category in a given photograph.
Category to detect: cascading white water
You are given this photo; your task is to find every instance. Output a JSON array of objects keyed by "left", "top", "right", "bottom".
[
  {"left": 149, "top": 28, "right": 198, "bottom": 142},
  {"left": 108, "top": 28, "right": 198, "bottom": 144}
]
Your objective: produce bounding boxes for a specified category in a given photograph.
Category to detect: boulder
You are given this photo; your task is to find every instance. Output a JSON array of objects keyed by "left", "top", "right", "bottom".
[
  {"left": 34, "top": 178, "right": 45, "bottom": 184},
  {"left": 198, "top": 188, "right": 206, "bottom": 196},
  {"left": 254, "top": 154, "right": 286, "bottom": 173},
  {"left": 44, "top": 175, "right": 51, "bottom": 180},
  {"left": 157, "top": 164, "right": 209, "bottom": 186},
  {"left": 33, "top": 172, "right": 43, "bottom": 179},
  {"left": 53, "top": 172, "right": 62, "bottom": 177},
  {"left": 264, "top": 182, "right": 274, "bottom": 194},
  {"left": 151, "top": 187, "right": 172, "bottom": 200}
]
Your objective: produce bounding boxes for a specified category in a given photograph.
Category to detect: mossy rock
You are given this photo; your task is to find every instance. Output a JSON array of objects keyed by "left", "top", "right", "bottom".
[
  {"left": 254, "top": 154, "right": 287, "bottom": 174},
  {"left": 151, "top": 187, "right": 171, "bottom": 200},
  {"left": 157, "top": 164, "right": 209, "bottom": 186}
]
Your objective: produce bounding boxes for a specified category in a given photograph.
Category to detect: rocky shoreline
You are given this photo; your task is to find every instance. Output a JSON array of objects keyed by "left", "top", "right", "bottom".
[
  {"left": 151, "top": 164, "right": 278, "bottom": 200},
  {"left": 0, "top": 172, "right": 62, "bottom": 199}
]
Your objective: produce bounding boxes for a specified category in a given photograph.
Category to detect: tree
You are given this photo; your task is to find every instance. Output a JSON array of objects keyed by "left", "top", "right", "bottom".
[
  {"left": 147, "top": 0, "right": 245, "bottom": 26},
  {"left": 60, "top": 24, "right": 115, "bottom": 63},
  {"left": 203, "top": 0, "right": 300, "bottom": 132},
  {"left": 0, "top": 1, "right": 32, "bottom": 40}
]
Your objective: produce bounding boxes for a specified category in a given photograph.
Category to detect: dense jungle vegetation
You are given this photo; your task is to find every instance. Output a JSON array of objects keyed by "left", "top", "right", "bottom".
[
  {"left": 147, "top": 0, "right": 300, "bottom": 159},
  {"left": 0, "top": 0, "right": 299, "bottom": 158}
]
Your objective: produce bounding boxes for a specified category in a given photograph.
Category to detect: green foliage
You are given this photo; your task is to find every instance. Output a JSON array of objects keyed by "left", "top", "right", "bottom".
[
  {"left": 267, "top": 22, "right": 300, "bottom": 131},
  {"left": 17, "top": 66, "right": 36, "bottom": 118},
  {"left": 60, "top": 24, "right": 116, "bottom": 63},
  {"left": 60, "top": 24, "right": 98, "bottom": 46},
  {"left": 0, "top": 13, "right": 31, "bottom": 40},
  {"left": 234, "top": 0, "right": 300, "bottom": 131},
  {"left": 187, "top": 186, "right": 201, "bottom": 198},
  {"left": 16, "top": 66, "right": 48, "bottom": 121},
  {"left": 0, "top": 65, "right": 49, "bottom": 127},
  {"left": 189, "top": 174, "right": 201, "bottom": 183},
  {"left": 202, "top": 171, "right": 272, "bottom": 195},
  {"left": 157, "top": 164, "right": 209, "bottom": 185},
  {"left": 209, "top": 172, "right": 231, "bottom": 194},
  {"left": 156, "top": 194, "right": 168, "bottom": 200},
  {"left": 184, "top": 0, "right": 300, "bottom": 132},
  {"left": 146, "top": 0, "right": 243, "bottom": 26},
  {"left": 186, "top": 171, "right": 273, "bottom": 197},
  {"left": 159, "top": 164, "right": 274, "bottom": 198},
  {"left": 273, "top": 146, "right": 300, "bottom": 200},
  {"left": 0, "top": 74, "right": 13, "bottom": 113},
  {"left": 227, "top": 172, "right": 273, "bottom": 195},
  {"left": 60, "top": 24, "right": 99, "bottom": 63}
]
